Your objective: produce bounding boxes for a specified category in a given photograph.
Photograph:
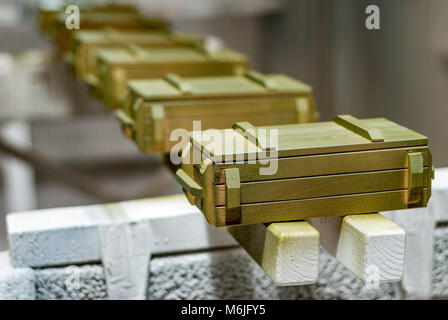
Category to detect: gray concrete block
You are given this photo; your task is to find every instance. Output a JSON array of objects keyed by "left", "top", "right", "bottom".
[
  {"left": 34, "top": 265, "right": 106, "bottom": 300},
  {"left": 7, "top": 195, "right": 236, "bottom": 268},
  {"left": 9, "top": 227, "right": 103, "bottom": 268},
  {"left": 148, "top": 248, "right": 401, "bottom": 300},
  {"left": 432, "top": 227, "right": 448, "bottom": 297},
  {"left": 0, "top": 267, "right": 35, "bottom": 300},
  {"left": 24, "top": 248, "right": 402, "bottom": 300},
  {"left": 3, "top": 226, "right": 447, "bottom": 300}
]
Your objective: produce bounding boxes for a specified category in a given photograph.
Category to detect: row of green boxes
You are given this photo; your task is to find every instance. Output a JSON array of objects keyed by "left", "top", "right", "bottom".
[{"left": 39, "top": 3, "right": 433, "bottom": 228}]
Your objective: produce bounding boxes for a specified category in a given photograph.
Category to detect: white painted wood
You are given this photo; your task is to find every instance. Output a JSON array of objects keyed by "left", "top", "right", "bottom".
[
  {"left": 6, "top": 194, "right": 237, "bottom": 268},
  {"left": 429, "top": 167, "right": 448, "bottom": 223},
  {"left": 0, "top": 121, "right": 37, "bottom": 213},
  {"left": 380, "top": 167, "right": 448, "bottom": 299},
  {"left": 309, "top": 213, "right": 405, "bottom": 283},
  {"left": 0, "top": 251, "right": 10, "bottom": 267},
  {"left": 0, "top": 51, "right": 72, "bottom": 121},
  {"left": 383, "top": 208, "right": 434, "bottom": 299},
  {"left": 100, "top": 220, "right": 152, "bottom": 300},
  {"left": 228, "top": 221, "right": 320, "bottom": 286}
]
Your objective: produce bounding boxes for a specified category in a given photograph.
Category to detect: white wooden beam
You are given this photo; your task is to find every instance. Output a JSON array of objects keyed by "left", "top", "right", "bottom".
[
  {"left": 429, "top": 167, "right": 448, "bottom": 223},
  {"left": 309, "top": 213, "right": 405, "bottom": 283},
  {"left": 228, "top": 221, "right": 320, "bottom": 286},
  {"left": 7, "top": 194, "right": 238, "bottom": 299},
  {"left": 383, "top": 208, "right": 434, "bottom": 299},
  {"left": 100, "top": 219, "right": 152, "bottom": 300},
  {"left": 382, "top": 167, "right": 447, "bottom": 299},
  {"left": 0, "top": 121, "right": 37, "bottom": 213}
]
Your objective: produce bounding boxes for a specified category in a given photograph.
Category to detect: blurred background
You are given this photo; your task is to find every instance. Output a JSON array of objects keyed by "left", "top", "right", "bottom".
[{"left": 0, "top": 0, "right": 446, "bottom": 250}]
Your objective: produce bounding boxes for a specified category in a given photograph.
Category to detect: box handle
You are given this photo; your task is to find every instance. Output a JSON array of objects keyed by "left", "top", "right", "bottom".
[
  {"left": 115, "top": 110, "right": 135, "bottom": 127},
  {"left": 127, "top": 44, "right": 147, "bottom": 60},
  {"left": 115, "top": 110, "right": 135, "bottom": 139},
  {"left": 245, "top": 71, "right": 277, "bottom": 91},
  {"left": 225, "top": 168, "right": 241, "bottom": 225},
  {"left": 84, "top": 73, "right": 99, "bottom": 91},
  {"left": 333, "top": 115, "right": 384, "bottom": 142},
  {"left": 408, "top": 151, "right": 424, "bottom": 201},
  {"left": 232, "top": 122, "right": 275, "bottom": 151},
  {"left": 176, "top": 169, "right": 203, "bottom": 199},
  {"left": 63, "top": 52, "right": 74, "bottom": 66},
  {"left": 164, "top": 73, "right": 192, "bottom": 95}
]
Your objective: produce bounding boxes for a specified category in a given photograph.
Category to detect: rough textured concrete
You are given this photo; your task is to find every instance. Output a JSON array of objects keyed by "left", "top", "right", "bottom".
[
  {"left": 148, "top": 248, "right": 400, "bottom": 300},
  {"left": 432, "top": 227, "right": 448, "bottom": 298},
  {"left": 2, "top": 227, "right": 448, "bottom": 300},
  {"left": 34, "top": 265, "right": 106, "bottom": 300},
  {"left": 7, "top": 195, "right": 236, "bottom": 268},
  {"left": 0, "top": 267, "right": 35, "bottom": 300},
  {"left": 7, "top": 204, "right": 108, "bottom": 268},
  {"left": 29, "top": 248, "right": 401, "bottom": 300}
]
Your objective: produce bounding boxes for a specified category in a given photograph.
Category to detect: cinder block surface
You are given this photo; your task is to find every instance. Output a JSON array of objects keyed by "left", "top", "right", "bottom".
[
  {"left": 432, "top": 227, "right": 448, "bottom": 298},
  {"left": 7, "top": 204, "right": 108, "bottom": 267},
  {"left": 148, "top": 248, "right": 400, "bottom": 300},
  {"left": 35, "top": 265, "right": 106, "bottom": 300},
  {"left": 25, "top": 248, "right": 402, "bottom": 300},
  {"left": 6, "top": 195, "right": 236, "bottom": 268},
  {"left": 1, "top": 226, "right": 448, "bottom": 300},
  {"left": 0, "top": 267, "right": 35, "bottom": 300}
]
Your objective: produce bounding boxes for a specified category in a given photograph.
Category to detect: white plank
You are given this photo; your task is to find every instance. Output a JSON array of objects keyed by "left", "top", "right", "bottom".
[
  {"left": 100, "top": 220, "right": 152, "bottom": 300},
  {"left": 381, "top": 167, "right": 446, "bottom": 298},
  {"left": 429, "top": 167, "right": 448, "bottom": 223},
  {"left": 0, "top": 121, "right": 37, "bottom": 213},
  {"left": 309, "top": 213, "right": 405, "bottom": 283},
  {"left": 383, "top": 208, "right": 434, "bottom": 299},
  {"left": 228, "top": 221, "right": 320, "bottom": 286}
]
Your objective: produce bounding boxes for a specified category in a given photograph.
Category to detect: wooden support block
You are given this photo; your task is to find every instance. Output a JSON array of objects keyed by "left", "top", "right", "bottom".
[
  {"left": 308, "top": 213, "right": 405, "bottom": 283},
  {"left": 228, "top": 221, "right": 320, "bottom": 286}
]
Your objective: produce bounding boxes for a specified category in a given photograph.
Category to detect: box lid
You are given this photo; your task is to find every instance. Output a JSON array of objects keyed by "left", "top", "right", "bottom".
[
  {"left": 55, "top": 12, "right": 166, "bottom": 28},
  {"left": 96, "top": 46, "right": 247, "bottom": 65},
  {"left": 191, "top": 116, "right": 428, "bottom": 162},
  {"left": 73, "top": 30, "right": 202, "bottom": 47},
  {"left": 127, "top": 72, "right": 312, "bottom": 101}
]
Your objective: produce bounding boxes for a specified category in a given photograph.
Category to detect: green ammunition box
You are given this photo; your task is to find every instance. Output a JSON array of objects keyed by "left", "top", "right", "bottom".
[
  {"left": 38, "top": 3, "right": 139, "bottom": 37},
  {"left": 52, "top": 12, "right": 169, "bottom": 54},
  {"left": 95, "top": 46, "right": 249, "bottom": 108},
  {"left": 71, "top": 29, "right": 203, "bottom": 82},
  {"left": 176, "top": 115, "right": 434, "bottom": 227},
  {"left": 116, "top": 71, "right": 317, "bottom": 154}
]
